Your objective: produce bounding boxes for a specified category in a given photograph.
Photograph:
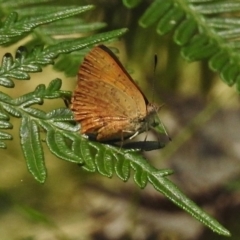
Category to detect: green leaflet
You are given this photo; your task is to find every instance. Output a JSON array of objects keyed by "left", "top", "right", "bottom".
[
  {"left": 126, "top": 0, "right": 240, "bottom": 89},
  {"left": 20, "top": 117, "right": 46, "bottom": 183}
]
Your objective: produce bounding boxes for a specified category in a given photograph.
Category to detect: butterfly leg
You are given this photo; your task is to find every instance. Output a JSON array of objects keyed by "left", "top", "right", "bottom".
[{"left": 128, "top": 130, "right": 139, "bottom": 140}]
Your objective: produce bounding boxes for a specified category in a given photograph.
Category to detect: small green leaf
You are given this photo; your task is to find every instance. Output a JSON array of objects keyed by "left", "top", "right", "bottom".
[
  {"left": 12, "top": 93, "right": 41, "bottom": 106},
  {"left": 45, "top": 127, "right": 84, "bottom": 164},
  {"left": 115, "top": 157, "right": 130, "bottom": 182},
  {"left": 21, "top": 107, "right": 45, "bottom": 118},
  {"left": 0, "top": 111, "right": 9, "bottom": 120},
  {"left": 46, "top": 108, "right": 72, "bottom": 120},
  {"left": 0, "top": 131, "right": 12, "bottom": 140},
  {"left": 34, "top": 84, "right": 46, "bottom": 95},
  {"left": 209, "top": 51, "right": 229, "bottom": 72},
  {"left": 182, "top": 41, "right": 219, "bottom": 61},
  {"left": 52, "top": 121, "right": 77, "bottom": 132},
  {"left": 139, "top": 0, "right": 172, "bottom": 28},
  {"left": 0, "top": 92, "right": 12, "bottom": 101},
  {"left": 220, "top": 63, "right": 239, "bottom": 86},
  {"left": 0, "top": 77, "right": 14, "bottom": 87},
  {"left": 6, "top": 70, "right": 30, "bottom": 79},
  {"left": 94, "top": 148, "right": 113, "bottom": 178},
  {"left": 174, "top": 18, "right": 198, "bottom": 46},
  {"left": 46, "top": 78, "right": 62, "bottom": 92},
  {"left": 1, "top": 53, "right": 13, "bottom": 70},
  {"left": 0, "top": 120, "right": 12, "bottom": 129},
  {"left": 157, "top": 6, "right": 185, "bottom": 35},
  {"left": 2, "top": 104, "right": 21, "bottom": 117},
  {"left": 19, "top": 64, "right": 41, "bottom": 72},
  {"left": 15, "top": 46, "right": 28, "bottom": 61},
  {"left": 20, "top": 117, "right": 46, "bottom": 183},
  {"left": 131, "top": 162, "right": 148, "bottom": 189},
  {"left": 81, "top": 140, "right": 96, "bottom": 172}
]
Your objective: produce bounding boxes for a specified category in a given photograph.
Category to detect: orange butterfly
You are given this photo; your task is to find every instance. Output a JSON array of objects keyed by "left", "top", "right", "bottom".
[{"left": 71, "top": 45, "right": 167, "bottom": 143}]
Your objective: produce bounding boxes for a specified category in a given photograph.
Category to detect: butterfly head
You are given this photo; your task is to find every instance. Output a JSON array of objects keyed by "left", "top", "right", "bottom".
[{"left": 146, "top": 102, "right": 171, "bottom": 141}]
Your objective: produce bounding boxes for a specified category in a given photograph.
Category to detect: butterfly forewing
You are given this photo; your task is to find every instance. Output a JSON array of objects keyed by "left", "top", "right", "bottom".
[{"left": 71, "top": 45, "right": 150, "bottom": 141}]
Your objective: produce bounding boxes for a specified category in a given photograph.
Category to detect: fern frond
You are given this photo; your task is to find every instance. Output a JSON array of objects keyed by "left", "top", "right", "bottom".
[
  {"left": 0, "top": 75, "right": 230, "bottom": 235},
  {"left": 0, "top": 4, "right": 110, "bottom": 77},
  {"left": 0, "top": 79, "right": 76, "bottom": 181},
  {"left": 0, "top": 2, "right": 231, "bottom": 236},
  {"left": 0, "top": 110, "right": 12, "bottom": 148},
  {"left": 0, "top": 6, "right": 94, "bottom": 45},
  {"left": 0, "top": 28, "right": 128, "bottom": 87},
  {"left": 123, "top": 0, "right": 240, "bottom": 91},
  {"left": 68, "top": 131, "right": 230, "bottom": 237}
]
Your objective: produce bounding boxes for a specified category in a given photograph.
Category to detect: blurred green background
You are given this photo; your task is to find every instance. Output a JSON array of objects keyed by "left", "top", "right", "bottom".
[{"left": 0, "top": 0, "right": 240, "bottom": 239}]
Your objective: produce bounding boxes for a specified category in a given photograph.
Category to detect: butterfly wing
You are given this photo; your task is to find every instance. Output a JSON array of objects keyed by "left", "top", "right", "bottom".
[{"left": 71, "top": 45, "right": 148, "bottom": 141}]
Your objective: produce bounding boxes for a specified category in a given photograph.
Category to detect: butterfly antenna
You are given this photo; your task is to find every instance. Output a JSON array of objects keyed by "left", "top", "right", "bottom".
[
  {"left": 151, "top": 54, "right": 158, "bottom": 103},
  {"left": 152, "top": 54, "right": 172, "bottom": 142}
]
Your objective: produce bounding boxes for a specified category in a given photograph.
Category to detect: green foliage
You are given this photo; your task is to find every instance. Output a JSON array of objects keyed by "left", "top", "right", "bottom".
[
  {"left": 0, "top": 6, "right": 95, "bottom": 45},
  {"left": 0, "top": 28, "right": 127, "bottom": 87},
  {"left": 0, "top": 1, "right": 232, "bottom": 237},
  {"left": 123, "top": 0, "right": 240, "bottom": 92}
]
